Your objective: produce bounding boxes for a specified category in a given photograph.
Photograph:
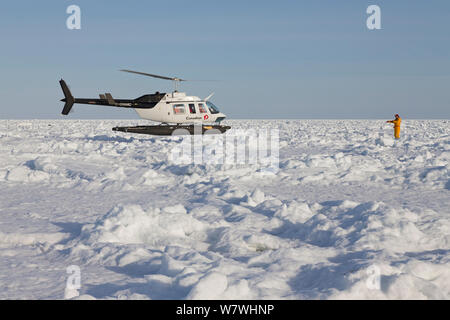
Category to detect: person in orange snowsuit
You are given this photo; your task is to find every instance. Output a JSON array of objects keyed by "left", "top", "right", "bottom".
[{"left": 386, "top": 114, "right": 402, "bottom": 139}]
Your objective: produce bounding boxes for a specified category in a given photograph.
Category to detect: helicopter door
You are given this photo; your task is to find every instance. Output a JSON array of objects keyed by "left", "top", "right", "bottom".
[
  {"left": 188, "top": 104, "right": 196, "bottom": 114},
  {"left": 198, "top": 103, "right": 210, "bottom": 121},
  {"left": 186, "top": 103, "right": 202, "bottom": 123},
  {"left": 171, "top": 104, "right": 186, "bottom": 123}
]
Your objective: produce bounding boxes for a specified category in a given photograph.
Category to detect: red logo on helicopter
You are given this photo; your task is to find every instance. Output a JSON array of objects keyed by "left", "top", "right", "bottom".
[{"left": 203, "top": 114, "right": 209, "bottom": 120}]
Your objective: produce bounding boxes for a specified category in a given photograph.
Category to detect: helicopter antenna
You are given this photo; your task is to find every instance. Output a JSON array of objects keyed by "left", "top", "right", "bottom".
[{"left": 120, "top": 69, "right": 186, "bottom": 92}]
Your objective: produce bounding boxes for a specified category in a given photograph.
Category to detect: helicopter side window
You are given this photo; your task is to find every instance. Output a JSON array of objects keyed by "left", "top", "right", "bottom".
[
  {"left": 188, "top": 104, "right": 196, "bottom": 114},
  {"left": 173, "top": 104, "right": 186, "bottom": 115},
  {"left": 206, "top": 101, "right": 220, "bottom": 114},
  {"left": 198, "top": 103, "right": 207, "bottom": 113}
]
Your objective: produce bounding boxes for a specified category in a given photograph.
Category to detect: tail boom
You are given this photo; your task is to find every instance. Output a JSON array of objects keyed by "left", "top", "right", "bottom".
[{"left": 59, "top": 79, "right": 165, "bottom": 115}]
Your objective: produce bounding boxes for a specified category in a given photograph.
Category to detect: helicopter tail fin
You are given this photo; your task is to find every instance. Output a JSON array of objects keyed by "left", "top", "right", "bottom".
[{"left": 60, "top": 79, "right": 75, "bottom": 115}]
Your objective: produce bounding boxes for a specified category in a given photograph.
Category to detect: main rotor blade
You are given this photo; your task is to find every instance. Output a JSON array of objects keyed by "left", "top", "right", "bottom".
[{"left": 120, "top": 69, "right": 185, "bottom": 81}]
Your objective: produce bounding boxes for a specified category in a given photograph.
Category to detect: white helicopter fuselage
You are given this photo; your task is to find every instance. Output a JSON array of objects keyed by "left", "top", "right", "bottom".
[{"left": 134, "top": 91, "right": 226, "bottom": 124}]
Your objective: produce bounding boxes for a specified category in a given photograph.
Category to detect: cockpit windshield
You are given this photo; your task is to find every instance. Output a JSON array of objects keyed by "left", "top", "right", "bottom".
[{"left": 206, "top": 101, "right": 220, "bottom": 114}]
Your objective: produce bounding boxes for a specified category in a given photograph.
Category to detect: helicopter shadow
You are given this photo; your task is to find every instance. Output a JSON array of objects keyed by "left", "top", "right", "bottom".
[{"left": 85, "top": 134, "right": 157, "bottom": 144}]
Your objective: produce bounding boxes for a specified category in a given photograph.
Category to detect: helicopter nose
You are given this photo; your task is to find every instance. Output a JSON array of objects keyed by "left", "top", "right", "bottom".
[{"left": 215, "top": 113, "right": 226, "bottom": 123}]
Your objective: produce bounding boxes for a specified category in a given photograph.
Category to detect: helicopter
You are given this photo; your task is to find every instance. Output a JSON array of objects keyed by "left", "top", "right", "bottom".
[{"left": 59, "top": 69, "right": 230, "bottom": 135}]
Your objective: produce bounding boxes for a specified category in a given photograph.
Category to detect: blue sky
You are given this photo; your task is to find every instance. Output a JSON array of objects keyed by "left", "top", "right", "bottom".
[{"left": 0, "top": 0, "right": 449, "bottom": 119}]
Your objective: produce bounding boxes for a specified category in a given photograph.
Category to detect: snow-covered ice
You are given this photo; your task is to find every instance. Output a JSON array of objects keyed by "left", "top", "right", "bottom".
[{"left": 0, "top": 119, "right": 449, "bottom": 299}]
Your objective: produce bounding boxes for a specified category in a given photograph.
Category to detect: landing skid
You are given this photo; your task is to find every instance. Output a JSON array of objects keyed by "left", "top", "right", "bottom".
[{"left": 112, "top": 124, "right": 231, "bottom": 136}]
